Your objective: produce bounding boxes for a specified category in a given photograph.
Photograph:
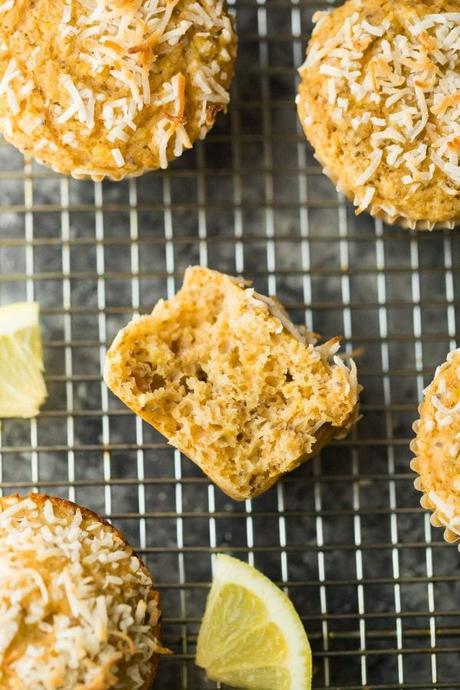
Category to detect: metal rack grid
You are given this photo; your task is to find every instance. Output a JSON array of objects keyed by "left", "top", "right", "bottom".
[{"left": 1, "top": 0, "right": 460, "bottom": 688}]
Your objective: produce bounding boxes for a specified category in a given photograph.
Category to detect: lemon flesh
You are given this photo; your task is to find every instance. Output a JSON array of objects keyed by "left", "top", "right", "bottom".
[
  {"left": 196, "top": 555, "right": 312, "bottom": 690},
  {"left": 0, "top": 302, "right": 47, "bottom": 418}
]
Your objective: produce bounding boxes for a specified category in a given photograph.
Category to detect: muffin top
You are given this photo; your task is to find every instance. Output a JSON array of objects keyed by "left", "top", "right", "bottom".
[
  {"left": 411, "top": 349, "right": 460, "bottom": 545},
  {"left": 0, "top": 493, "right": 162, "bottom": 690},
  {"left": 0, "top": 0, "right": 236, "bottom": 180},
  {"left": 297, "top": 0, "right": 460, "bottom": 228}
]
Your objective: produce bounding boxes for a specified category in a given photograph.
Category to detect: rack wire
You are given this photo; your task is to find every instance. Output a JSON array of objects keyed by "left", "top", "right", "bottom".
[{"left": 1, "top": 0, "right": 460, "bottom": 688}]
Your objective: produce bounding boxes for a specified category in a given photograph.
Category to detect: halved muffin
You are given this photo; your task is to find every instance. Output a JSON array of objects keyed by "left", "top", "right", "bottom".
[{"left": 104, "top": 267, "right": 360, "bottom": 500}]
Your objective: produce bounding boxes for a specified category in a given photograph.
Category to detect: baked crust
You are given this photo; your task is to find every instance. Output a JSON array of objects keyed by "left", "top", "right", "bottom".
[
  {"left": 0, "top": 0, "right": 236, "bottom": 180},
  {"left": 104, "top": 266, "right": 360, "bottom": 500},
  {"left": 297, "top": 0, "right": 460, "bottom": 229},
  {"left": 411, "top": 349, "right": 460, "bottom": 547},
  {"left": 0, "top": 492, "right": 162, "bottom": 690}
]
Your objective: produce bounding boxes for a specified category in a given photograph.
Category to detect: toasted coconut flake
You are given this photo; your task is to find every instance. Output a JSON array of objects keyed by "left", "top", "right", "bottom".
[
  {"left": 111, "top": 147, "right": 125, "bottom": 167},
  {"left": 355, "top": 185, "right": 375, "bottom": 214},
  {"left": 355, "top": 148, "right": 382, "bottom": 186}
]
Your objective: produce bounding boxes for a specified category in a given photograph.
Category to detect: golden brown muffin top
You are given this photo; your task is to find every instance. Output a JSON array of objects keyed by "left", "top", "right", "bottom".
[
  {"left": 0, "top": 0, "right": 236, "bottom": 179},
  {"left": 0, "top": 493, "right": 162, "bottom": 690},
  {"left": 411, "top": 349, "right": 460, "bottom": 546},
  {"left": 297, "top": 0, "right": 460, "bottom": 228}
]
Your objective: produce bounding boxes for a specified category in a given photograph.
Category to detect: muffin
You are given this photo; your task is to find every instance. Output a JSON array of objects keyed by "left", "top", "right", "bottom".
[
  {"left": 0, "top": 0, "right": 236, "bottom": 180},
  {"left": 104, "top": 266, "right": 361, "bottom": 500},
  {"left": 0, "top": 492, "right": 164, "bottom": 689},
  {"left": 411, "top": 349, "right": 460, "bottom": 546},
  {"left": 297, "top": 0, "right": 460, "bottom": 230}
]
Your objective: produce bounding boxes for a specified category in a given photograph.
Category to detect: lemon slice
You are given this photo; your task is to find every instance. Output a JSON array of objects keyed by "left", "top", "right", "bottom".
[
  {"left": 196, "top": 554, "right": 312, "bottom": 690},
  {"left": 0, "top": 302, "right": 47, "bottom": 418}
]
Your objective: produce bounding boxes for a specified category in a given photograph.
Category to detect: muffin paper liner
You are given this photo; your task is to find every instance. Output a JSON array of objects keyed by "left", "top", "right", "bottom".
[{"left": 313, "top": 152, "right": 459, "bottom": 232}]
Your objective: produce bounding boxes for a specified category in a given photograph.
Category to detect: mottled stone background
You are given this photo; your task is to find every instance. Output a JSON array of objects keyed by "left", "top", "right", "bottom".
[{"left": 1, "top": 1, "right": 460, "bottom": 688}]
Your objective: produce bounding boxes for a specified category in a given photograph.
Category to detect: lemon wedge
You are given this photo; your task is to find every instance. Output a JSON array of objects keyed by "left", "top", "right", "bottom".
[
  {"left": 0, "top": 302, "right": 47, "bottom": 418},
  {"left": 196, "top": 554, "right": 312, "bottom": 690}
]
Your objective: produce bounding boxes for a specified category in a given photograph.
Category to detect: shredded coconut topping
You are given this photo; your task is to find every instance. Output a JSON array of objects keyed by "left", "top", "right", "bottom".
[
  {"left": 303, "top": 6, "right": 460, "bottom": 202},
  {"left": 0, "top": 495, "right": 161, "bottom": 690},
  {"left": 0, "top": 0, "right": 14, "bottom": 12},
  {"left": 413, "top": 349, "right": 460, "bottom": 543},
  {"left": 0, "top": 0, "right": 234, "bottom": 171}
]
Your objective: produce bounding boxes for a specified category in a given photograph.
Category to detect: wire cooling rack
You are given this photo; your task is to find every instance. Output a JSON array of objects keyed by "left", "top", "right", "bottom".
[{"left": 1, "top": 1, "right": 460, "bottom": 688}]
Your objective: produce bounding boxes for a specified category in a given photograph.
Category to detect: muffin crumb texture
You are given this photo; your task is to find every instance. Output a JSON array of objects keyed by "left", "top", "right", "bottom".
[
  {"left": 297, "top": 0, "right": 460, "bottom": 229},
  {"left": 0, "top": 493, "right": 161, "bottom": 690},
  {"left": 0, "top": 0, "right": 236, "bottom": 179},
  {"left": 104, "top": 266, "right": 360, "bottom": 500},
  {"left": 411, "top": 348, "right": 460, "bottom": 546}
]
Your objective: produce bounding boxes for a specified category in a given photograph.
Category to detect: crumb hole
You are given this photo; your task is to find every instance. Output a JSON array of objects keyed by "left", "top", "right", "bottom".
[
  {"left": 133, "top": 362, "right": 153, "bottom": 392},
  {"left": 179, "top": 376, "right": 191, "bottom": 394},
  {"left": 196, "top": 366, "right": 208, "bottom": 382},
  {"left": 149, "top": 373, "right": 166, "bottom": 391},
  {"left": 170, "top": 339, "right": 180, "bottom": 355},
  {"left": 285, "top": 371, "right": 293, "bottom": 382}
]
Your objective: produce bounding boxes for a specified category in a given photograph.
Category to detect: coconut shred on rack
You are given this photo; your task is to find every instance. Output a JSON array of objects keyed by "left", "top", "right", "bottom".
[
  {"left": 300, "top": 9, "right": 460, "bottom": 212},
  {"left": 0, "top": 0, "right": 234, "bottom": 175}
]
